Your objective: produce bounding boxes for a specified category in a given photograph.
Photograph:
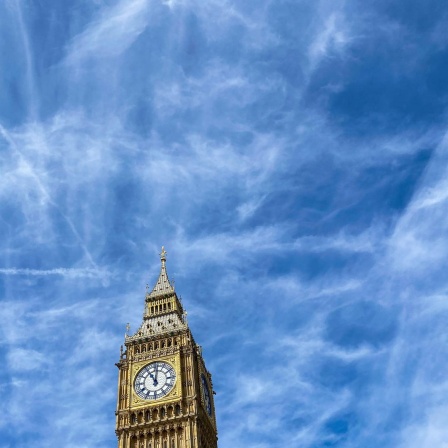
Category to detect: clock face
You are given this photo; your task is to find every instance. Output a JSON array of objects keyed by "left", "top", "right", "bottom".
[
  {"left": 201, "top": 374, "right": 212, "bottom": 416},
  {"left": 134, "top": 361, "right": 176, "bottom": 400}
]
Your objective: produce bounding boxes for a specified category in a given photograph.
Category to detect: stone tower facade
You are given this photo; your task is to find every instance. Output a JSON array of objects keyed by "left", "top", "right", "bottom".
[{"left": 115, "top": 248, "right": 218, "bottom": 448}]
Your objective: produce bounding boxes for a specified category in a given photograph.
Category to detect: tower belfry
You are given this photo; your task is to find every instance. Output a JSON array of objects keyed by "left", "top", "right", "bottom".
[{"left": 115, "top": 248, "right": 218, "bottom": 448}]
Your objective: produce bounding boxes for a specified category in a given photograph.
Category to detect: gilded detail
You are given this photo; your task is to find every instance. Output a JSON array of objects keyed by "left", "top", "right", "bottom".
[{"left": 115, "top": 248, "right": 218, "bottom": 448}]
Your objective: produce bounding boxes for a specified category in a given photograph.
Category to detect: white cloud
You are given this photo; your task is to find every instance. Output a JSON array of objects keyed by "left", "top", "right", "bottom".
[
  {"left": 399, "top": 406, "right": 448, "bottom": 448},
  {"left": 65, "top": 0, "right": 150, "bottom": 65},
  {"left": 308, "top": 12, "right": 350, "bottom": 73},
  {"left": 0, "top": 267, "right": 111, "bottom": 279},
  {"left": 387, "top": 135, "right": 448, "bottom": 272},
  {"left": 0, "top": 0, "right": 447, "bottom": 447},
  {"left": 7, "top": 348, "right": 47, "bottom": 371}
]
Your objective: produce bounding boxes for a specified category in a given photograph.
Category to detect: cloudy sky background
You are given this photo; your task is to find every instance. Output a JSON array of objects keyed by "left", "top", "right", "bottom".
[{"left": 1, "top": 0, "right": 448, "bottom": 447}]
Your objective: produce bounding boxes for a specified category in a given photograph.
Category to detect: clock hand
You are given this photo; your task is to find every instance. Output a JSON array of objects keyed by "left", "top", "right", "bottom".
[
  {"left": 154, "top": 363, "right": 159, "bottom": 383},
  {"left": 148, "top": 371, "right": 158, "bottom": 386}
]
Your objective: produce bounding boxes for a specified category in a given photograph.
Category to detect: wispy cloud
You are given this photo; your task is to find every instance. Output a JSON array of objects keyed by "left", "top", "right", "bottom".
[
  {"left": 0, "top": 267, "right": 110, "bottom": 279},
  {"left": 0, "top": 0, "right": 447, "bottom": 447},
  {"left": 65, "top": 0, "right": 150, "bottom": 65},
  {"left": 7, "top": 348, "right": 48, "bottom": 371},
  {"left": 308, "top": 11, "right": 351, "bottom": 74}
]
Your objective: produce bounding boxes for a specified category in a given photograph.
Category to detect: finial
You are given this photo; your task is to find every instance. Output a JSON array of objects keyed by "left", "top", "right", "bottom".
[
  {"left": 126, "top": 323, "right": 130, "bottom": 335},
  {"left": 160, "top": 246, "right": 167, "bottom": 266}
]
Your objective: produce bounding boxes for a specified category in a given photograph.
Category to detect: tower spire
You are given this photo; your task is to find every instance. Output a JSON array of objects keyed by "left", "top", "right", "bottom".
[{"left": 147, "top": 246, "right": 174, "bottom": 299}]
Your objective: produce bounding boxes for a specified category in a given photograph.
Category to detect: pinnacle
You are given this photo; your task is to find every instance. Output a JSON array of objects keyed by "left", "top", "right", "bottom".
[{"left": 147, "top": 246, "right": 174, "bottom": 299}]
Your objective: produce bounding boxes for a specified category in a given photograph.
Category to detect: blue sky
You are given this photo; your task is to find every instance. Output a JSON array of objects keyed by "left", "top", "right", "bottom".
[{"left": 1, "top": 0, "right": 448, "bottom": 447}]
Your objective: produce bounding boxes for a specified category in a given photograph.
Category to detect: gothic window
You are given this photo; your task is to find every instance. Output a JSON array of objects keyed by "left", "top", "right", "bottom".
[{"left": 175, "top": 404, "right": 181, "bottom": 416}]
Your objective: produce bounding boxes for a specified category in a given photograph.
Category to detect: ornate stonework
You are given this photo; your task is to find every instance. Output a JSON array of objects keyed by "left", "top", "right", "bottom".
[{"left": 115, "top": 247, "right": 218, "bottom": 448}]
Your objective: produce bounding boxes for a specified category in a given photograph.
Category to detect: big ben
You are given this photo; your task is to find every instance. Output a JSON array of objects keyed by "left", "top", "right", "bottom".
[{"left": 115, "top": 247, "right": 218, "bottom": 448}]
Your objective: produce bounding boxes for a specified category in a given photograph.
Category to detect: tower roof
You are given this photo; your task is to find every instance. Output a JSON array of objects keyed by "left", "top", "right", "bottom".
[
  {"left": 126, "top": 246, "right": 186, "bottom": 342},
  {"left": 147, "top": 246, "right": 175, "bottom": 299}
]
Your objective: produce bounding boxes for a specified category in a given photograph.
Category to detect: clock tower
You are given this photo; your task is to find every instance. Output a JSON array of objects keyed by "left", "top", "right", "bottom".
[{"left": 115, "top": 248, "right": 218, "bottom": 448}]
